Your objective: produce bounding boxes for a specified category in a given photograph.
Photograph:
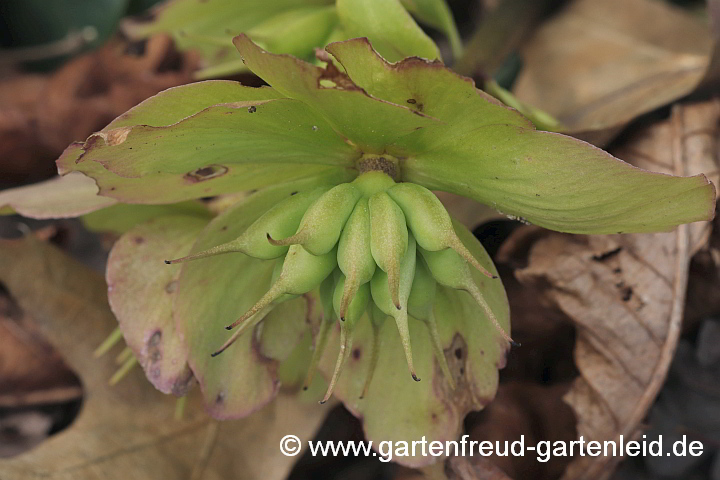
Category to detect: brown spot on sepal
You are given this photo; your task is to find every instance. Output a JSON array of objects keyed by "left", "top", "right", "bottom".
[
  {"left": 148, "top": 330, "right": 162, "bottom": 347},
  {"left": 431, "top": 334, "right": 484, "bottom": 412},
  {"left": 446, "top": 334, "right": 468, "bottom": 385},
  {"left": 143, "top": 328, "right": 197, "bottom": 397},
  {"left": 184, "top": 164, "right": 229, "bottom": 183},
  {"left": 165, "top": 280, "right": 178, "bottom": 294}
]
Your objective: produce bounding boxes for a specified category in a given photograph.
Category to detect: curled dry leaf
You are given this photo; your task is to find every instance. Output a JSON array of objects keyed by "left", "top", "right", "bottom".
[
  {"left": 0, "top": 236, "right": 331, "bottom": 480},
  {"left": 504, "top": 100, "right": 719, "bottom": 480},
  {"left": 513, "top": 0, "right": 716, "bottom": 145}
]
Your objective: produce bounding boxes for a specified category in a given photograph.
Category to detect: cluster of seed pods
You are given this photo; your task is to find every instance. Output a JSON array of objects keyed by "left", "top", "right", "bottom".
[{"left": 166, "top": 170, "right": 513, "bottom": 403}]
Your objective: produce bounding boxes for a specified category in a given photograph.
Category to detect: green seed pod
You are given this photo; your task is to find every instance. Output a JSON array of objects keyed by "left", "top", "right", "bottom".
[
  {"left": 419, "top": 246, "right": 513, "bottom": 345},
  {"left": 165, "top": 187, "right": 328, "bottom": 264},
  {"left": 337, "top": 198, "right": 375, "bottom": 320},
  {"left": 320, "top": 276, "right": 370, "bottom": 404},
  {"left": 225, "top": 244, "right": 338, "bottom": 331},
  {"left": 351, "top": 170, "right": 396, "bottom": 197},
  {"left": 268, "top": 183, "right": 362, "bottom": 255},
  {"left": 368, "top": 191, "right": 408, "bottom": 308},
  {"left": 407, "top": 257, "right": 455, "bottom": 389},
  {"left": 370, "top": 234, "right": 419, "bottom": 381},
  {"left": 387, "top": 182, "right": 496, "bottom": 279},
  {"left": 360, "top": 303, "right": 388, "bottom": 399},
  {"left": 302, "top": 274, "right": 337, "bottom": 391}
]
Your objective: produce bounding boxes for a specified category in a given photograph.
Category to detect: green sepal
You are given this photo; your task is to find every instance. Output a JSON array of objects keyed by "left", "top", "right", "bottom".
[
  {"left": 57, "top": 81, "right": 356, "bottom": 205},
  {"left": 82, "top": 201, "right": 212, "bottom": 234},
  {"left": 106, "top": 214, "right": 209, "bottom": 395},
  {"left": 233, "top": 34, "right": 440, "bottom": 153}
]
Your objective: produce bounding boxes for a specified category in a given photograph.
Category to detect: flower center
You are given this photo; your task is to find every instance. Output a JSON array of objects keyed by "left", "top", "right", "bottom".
[{"left": 356, "top": 153, "right": 400, "bottom": 181}]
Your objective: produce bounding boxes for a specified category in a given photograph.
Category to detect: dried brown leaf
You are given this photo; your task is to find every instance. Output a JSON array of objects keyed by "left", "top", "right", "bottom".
[
  {"left": 0, "top": 35, "right": 200, "bottom": 185},
  {"left": 0, "top": 236, "right": 329, "bottom": 480},
  {"left": 508, "top": 100, "right": 718, "bottom": 479},
  {"left": 513, "top": 0, "right": 714, "bottom": 145}
]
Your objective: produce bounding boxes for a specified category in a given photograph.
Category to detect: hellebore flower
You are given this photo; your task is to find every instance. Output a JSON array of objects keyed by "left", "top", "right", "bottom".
[{"left": 0, "top": 36, "right": 714, "bottom": 467}]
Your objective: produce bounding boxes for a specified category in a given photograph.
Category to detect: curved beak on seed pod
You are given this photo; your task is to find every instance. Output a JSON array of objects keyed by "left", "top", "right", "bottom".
[
  {"left": 369, "top": 191, "right": 408, "bottom": 309},
  {"left": 337, "top": 198, "right": 375, "bottom": 320},
  {"left": 370, "top": 234, "right": 420, "bottom": 381},
  {"left": 387, "top": 183, "right": 497, "bottom": 280},
  {"left": 419, "top": 245, "right": 515, "bottom": 345},
  {"left": 407, "top": 257, "right": 456, "bottom": 389},
  {"left": 225, "top": 244, "right": 338, "bottom": 331},
  {"left": 267, "top": 183, "right": 362, "bottom": 256},
  {"left": 211, "top": 258, "right": 291, "bottom": 357},
  {"left": 321, "top": 276, "right": 371, "bottom": 404},
  {"left": 165, "top": 187, "right": 328, "bottom": 264}
]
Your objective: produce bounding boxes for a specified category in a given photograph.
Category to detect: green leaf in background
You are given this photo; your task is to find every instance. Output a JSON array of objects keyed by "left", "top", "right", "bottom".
[
  {"left": 399, "top": 0, "right": 462, "bottom": 58},
  {"left": 336, "top": 0, "right": 440, "bottom": 62},
  {"left": 124, "top": 0, "right": 336, "bottom": 73},
  {"left": 246, "top": 6, "right": 338, "bottom": 58},
  {"left": 122, "top": 0, "right": 461, "bottom": 78}
]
